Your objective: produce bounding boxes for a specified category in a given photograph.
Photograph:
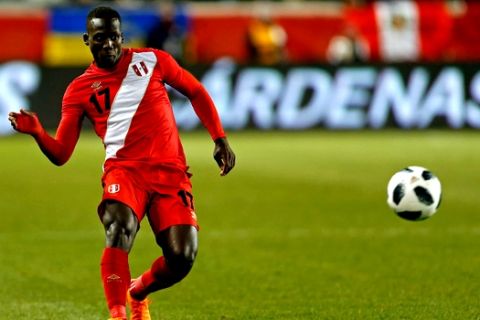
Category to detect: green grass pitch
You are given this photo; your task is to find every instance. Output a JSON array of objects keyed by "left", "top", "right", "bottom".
[{"left": 0, "top": 130, "right": 479, "bottom": 319}]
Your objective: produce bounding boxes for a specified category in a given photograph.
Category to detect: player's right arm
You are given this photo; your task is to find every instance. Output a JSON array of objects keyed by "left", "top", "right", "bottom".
[
  {"left": 156, "top": 51, "right": 235, "bottom": 175},
  {"left": 8, "top": 102, "right": 83, "bottom": 166}
]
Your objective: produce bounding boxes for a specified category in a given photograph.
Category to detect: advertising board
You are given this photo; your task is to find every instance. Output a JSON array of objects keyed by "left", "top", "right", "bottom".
[{"left": 1, "top": 60, "right": 479, "bottom": 134}]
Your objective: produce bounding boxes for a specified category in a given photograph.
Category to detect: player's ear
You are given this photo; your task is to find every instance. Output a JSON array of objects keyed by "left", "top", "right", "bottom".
[
  {"left": 121, "top": 33, "right": 125, "bottom": 44},
  {"left": 83, "top": 33, "right": 89, "bottom": 46}
]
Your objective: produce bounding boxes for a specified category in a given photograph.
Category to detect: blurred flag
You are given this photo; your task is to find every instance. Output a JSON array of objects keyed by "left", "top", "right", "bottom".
[{"left": 346, "top": 1, "right": 452, "bottom": 62}]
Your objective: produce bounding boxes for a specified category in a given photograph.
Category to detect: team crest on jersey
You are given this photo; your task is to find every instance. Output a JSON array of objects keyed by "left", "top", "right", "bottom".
[
  {"left": 132, "top": 61, "right": 149, "bottom": 77},
  {"left": 107, "top": 184, "right": 120, "bottom": 193},
  {"left": 91, "top": 81, "right": 102, "bottom": 91}
]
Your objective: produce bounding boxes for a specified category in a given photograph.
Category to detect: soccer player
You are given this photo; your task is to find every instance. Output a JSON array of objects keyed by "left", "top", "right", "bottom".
[{"left": 8, "top": 6, "right": 235, "bottom": 320}]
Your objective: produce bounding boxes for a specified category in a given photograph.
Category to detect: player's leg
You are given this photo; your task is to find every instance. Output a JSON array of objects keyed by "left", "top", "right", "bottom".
[
  {"left": 128, "top": 189, "right": 198, "bottom": 319},
  {"left": 98, "top": 167, "right": 147, "bottom": 320},
  {"left": 156, "top": 224, "right": 198, "bottom": 286},
  {"left": 101, "top": 201, "right": 139, "bottom": 320},
  {"left": 129, "top": 224, "right": 198, "bottom": 301}
]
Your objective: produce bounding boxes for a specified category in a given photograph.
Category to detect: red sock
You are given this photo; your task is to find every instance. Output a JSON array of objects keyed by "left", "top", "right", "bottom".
[
  {"left": 100, "top": 247, "right": 130, "bottom": 318},
  {"left": 130, "top": 256, "right": 172, "bottom": 299}
]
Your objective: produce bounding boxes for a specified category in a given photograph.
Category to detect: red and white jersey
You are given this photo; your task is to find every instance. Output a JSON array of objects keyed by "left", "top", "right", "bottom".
[{"left": 59, "top": 48, "right": 225, "bottom": 169}]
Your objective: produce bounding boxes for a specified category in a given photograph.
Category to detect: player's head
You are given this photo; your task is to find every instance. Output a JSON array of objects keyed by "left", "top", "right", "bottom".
[{"left": 83, "top": 6, "right": 124, "bottom": 69}]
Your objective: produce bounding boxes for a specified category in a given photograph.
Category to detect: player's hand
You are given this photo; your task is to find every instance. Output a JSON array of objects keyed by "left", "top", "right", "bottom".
[
  {"left": 8, "top": 109, "right": 44, "bottom": 136},
  {"left": 213, "top": 137, "right": 235, "bottom": 176}
]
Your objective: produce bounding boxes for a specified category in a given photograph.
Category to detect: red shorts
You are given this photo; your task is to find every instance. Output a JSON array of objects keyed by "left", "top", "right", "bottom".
[{"left": 98, "top": 161, "right": 198, "bottom": 233}]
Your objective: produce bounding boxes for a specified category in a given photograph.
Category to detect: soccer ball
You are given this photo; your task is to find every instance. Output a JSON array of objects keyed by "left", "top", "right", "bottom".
[{"left": 387, "top": 166, "right": 442, "bottom": 221}]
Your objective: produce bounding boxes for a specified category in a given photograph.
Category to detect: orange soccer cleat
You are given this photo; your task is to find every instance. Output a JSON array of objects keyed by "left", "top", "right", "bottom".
[{"left": 127, "top": 290, "right": 151, "bottom": 320}]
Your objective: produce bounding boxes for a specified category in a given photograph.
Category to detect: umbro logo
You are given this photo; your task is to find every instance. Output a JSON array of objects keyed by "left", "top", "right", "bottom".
[
  {"left": 91, "top": 81, "right": 102, "bottom": 91},
  {"left": 132, "top": 61, "right": 149, "bottom": 77},
  {"left": 106, "top": 274, "right": 121, "bottom": 282}
]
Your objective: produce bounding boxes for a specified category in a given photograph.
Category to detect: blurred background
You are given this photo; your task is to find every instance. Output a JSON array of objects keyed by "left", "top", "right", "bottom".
[
  {"left": 2, "top": 2, "right": 480, "bottom": 318},
  {"left": 0, "top": 0, "right": 479, "bottom": 134}
]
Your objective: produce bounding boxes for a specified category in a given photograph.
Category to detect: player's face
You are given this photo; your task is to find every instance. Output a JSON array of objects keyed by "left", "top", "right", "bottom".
[{"left": 85, "top": 17, "right": 123, "bottom": 69}]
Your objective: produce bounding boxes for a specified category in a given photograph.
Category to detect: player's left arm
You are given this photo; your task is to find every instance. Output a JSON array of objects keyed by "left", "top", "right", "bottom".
[
  {"left": 161, "top": 53, "right": 235, "bottom": 175},
  {"left": 8, "top": 102, "right": 83, "bottom": 166}
]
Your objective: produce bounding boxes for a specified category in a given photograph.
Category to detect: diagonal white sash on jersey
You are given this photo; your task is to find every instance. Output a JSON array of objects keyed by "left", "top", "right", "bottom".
[{"left": 104, "top": 52, "right": 157, "bottom": 160}]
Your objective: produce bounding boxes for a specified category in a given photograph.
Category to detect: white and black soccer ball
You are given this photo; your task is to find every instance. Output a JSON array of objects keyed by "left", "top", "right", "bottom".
[{"left": 387, "top": 166, "right": 442, "bottom": 221}]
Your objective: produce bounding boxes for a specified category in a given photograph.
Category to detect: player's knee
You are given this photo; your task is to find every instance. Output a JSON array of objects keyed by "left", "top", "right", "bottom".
[
  {"left": 102, "top": 202, "right": 138, "bottom": 250},
  {"left": 104, "top": 220, "right": 137, "bottom": 250},
  {"left": 105, "top": 220, "right": 132, "bottom": 238},
  {"left": 156, "top": 225, "right": 198, "bottom": 278},
  {"left": 166, "top": 245, "right": 197, "bottom": 276}
]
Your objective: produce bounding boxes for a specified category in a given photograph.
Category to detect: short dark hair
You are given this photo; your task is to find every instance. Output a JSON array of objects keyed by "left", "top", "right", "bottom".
[{"left": 86, "top": 6, "right": 121, "bottom": 27}]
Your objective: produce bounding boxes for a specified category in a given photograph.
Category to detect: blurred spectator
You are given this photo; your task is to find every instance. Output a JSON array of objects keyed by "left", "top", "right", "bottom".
[
  {"left": 145, "top": 1, "right": 191, "bottom": 63},
  {"left": 246, "top": 2, "right": 287, "bottom": 65},
  {"left": 326, "top": 25, "right": 369, "bottom": 64}
]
